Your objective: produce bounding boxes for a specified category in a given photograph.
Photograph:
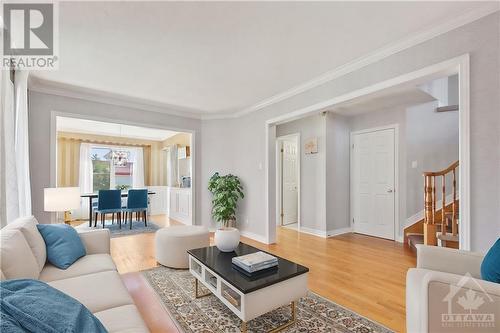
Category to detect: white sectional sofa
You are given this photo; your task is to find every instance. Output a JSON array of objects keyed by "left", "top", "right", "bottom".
[{"left": 0, "top": 216, "right": 149, "bottom": 333}]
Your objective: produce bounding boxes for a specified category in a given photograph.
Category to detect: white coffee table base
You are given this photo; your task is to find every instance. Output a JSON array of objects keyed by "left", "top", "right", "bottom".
[{"left": 189, "top": 255, "right": 308, "bottom": 332}]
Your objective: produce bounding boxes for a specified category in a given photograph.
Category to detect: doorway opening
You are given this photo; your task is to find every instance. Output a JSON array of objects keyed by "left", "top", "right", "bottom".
[
  {"left": 265, "top": 55, "right": 470, "bottom": 250},
  {"left": 276, "top": 134, "right": 300, "bottom": 231},
  {"left": 52, "top": 115, "right": 194, "bottom": 229}
]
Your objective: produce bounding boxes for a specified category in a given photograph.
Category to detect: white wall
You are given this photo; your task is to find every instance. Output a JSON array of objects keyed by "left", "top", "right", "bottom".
[
  {"left": 325, "top": 113, "right": 350, "bottom": 233},
  {"left": 406, "top": 102, "right": 459, "bottom": 217},
  {"left": 199, "top": 118, "right": 237, "bottom": 230},
  {"left": 28, "top": 92, "right": 202, "bottom": 224},
  {"left": 216, "top": 12, "right": 499, "bottom": 252},
  {"left": 276, "top": 114, "right": 326, "bottom": 232}
]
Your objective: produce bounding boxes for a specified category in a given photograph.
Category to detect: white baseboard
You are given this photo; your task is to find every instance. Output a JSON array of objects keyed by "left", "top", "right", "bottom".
[
  {"left": 298, "top": 226, "right": 328, "bottom": 238},
  {"left": 240, "top": 230, "right": 268, "bottom": 244},
  {"left": 326, "top": 227, "right": 353, "bottom": 238},
  {"left": 208, "top": 227, "right": 269, "bottom": 244},
  {"left": 299, "top": 226, "right": 352, "bottom": 238}
]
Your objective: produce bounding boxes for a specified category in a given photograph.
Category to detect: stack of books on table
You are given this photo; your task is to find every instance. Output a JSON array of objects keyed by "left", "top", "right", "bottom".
[{"left": 232, "top": 251, "right": 278, "bottom": 276}]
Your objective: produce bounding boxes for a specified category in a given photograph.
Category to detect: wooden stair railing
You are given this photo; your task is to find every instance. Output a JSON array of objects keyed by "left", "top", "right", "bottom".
[{"left": 423, "top": 161, "right": 459, "bottom": 246}]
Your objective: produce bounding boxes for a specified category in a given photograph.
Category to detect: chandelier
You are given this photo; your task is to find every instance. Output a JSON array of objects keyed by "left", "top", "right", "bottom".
[{"left": 111, "top": 149, "right": 129, "bottom": 166}]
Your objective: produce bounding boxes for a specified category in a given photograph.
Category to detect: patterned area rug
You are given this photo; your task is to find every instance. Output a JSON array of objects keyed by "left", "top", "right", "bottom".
[
  {"left": 77, "top": 220, "right": 160, "bottom": 237},
  {"left": 143, "top": 266, "right": 394, "bottom": 333}
]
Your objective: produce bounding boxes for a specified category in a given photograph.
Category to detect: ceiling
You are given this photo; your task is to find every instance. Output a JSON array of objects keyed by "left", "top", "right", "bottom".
[
  {"left": 330, "top": 84, "right": 437, "bottom": 117},
  {"left": 56, "top": 117, "right": 179, "bottom": 141},
  {"left": 31, "top": 1, "right": 495, "bottom": 116}
]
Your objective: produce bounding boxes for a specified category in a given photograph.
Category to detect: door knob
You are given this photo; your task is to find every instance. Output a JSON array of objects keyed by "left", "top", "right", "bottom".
[{"left": 387, "top": 189, "right": 393, "bottom": 193}]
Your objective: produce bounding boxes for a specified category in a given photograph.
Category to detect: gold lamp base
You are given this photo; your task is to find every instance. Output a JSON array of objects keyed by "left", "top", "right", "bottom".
[{"left": 63, "top": 211, "right": 72, "bottom": 224}]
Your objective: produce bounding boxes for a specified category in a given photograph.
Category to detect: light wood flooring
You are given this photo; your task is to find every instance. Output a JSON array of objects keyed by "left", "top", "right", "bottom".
[{"left": 108, "top": 215, "right": 416, "bottom": 332}]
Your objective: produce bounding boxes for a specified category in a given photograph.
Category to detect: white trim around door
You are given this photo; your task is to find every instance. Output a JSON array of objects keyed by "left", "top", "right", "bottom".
[
  {"left": 350, "top": 124, "right": 399, "bottom": 241},
  {"left": 275, "top": 133, "right": 301, "bottom": 231}
]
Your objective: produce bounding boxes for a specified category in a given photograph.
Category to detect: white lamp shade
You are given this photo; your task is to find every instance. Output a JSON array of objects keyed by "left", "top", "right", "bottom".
[{"left": 44, "top": 187, "right": 81, "bottom": 212}]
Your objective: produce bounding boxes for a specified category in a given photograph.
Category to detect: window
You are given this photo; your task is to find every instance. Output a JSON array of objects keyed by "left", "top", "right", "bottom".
[
  {"left": 91, "top": 146, "right": 136, "bottom": 191},
  {"left": 92, "top": 147, "right": 111, "bottom": 191},
  {"left": 115, "top": 162, "right": 133, "bottom": 188}
]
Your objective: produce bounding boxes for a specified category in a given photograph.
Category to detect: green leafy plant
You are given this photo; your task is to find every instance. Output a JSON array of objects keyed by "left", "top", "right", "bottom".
[
  {"left": 208, "top": 172, "right": 244, "bottom": 228},
  {"left": 115, "top": 184, "right": 131, "bottom": 191}
]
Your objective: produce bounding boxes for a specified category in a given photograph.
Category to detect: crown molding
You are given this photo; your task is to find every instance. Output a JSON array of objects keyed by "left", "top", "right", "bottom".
[
  {"left": 223, "top": 2, "right": 499, "bottom": 119},
  {"left": 29, "top": 76, "right": 204, "bottom": 120},
  {"left": 29, "top": 3, "right": 499, "bottom": 121}
]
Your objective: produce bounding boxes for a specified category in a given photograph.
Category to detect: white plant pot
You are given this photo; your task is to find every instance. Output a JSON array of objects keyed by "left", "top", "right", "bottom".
[{"left": 214, "top": 227, "right": 240, "bottom": 252}]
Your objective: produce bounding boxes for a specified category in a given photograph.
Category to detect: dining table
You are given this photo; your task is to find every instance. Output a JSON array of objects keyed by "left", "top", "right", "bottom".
[{"left": 81, "top": 191, "right": 156, "bottom": 227}]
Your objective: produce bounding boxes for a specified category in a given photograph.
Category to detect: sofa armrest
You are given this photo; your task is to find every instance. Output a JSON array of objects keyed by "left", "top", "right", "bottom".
[
  {"left": 424, "top": 271, "right": 500, "bottom": 330},
  {"left": 416, "top": 244, "right": 484, "bottom": 278},
  {"left": 407, "top": 268, "right": 500, "bottom": 333},
  {"left": 77, "top": 229, "right": 110, "bottom": 255}
]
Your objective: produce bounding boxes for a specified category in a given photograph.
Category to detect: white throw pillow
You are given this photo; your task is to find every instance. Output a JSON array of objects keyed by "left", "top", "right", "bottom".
[
  {"left": 0, "top": 229, "right": 40, "bottom": 279},
  {"left": 4, "top": 216, "right": 47, "bottom": 271}
]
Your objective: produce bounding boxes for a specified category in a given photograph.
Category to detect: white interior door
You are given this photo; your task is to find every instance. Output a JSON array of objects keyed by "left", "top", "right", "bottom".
[
  {"left": 281, "top": 139, "right": 298, "bottom": 225},
  {"left": 352, "top": 128, "right": 395, "bottom": 240}
]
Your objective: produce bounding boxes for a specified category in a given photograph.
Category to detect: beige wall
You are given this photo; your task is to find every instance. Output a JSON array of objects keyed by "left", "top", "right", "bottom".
[{"left": 162, "top": 132, "right": 191, "bottom": 148}]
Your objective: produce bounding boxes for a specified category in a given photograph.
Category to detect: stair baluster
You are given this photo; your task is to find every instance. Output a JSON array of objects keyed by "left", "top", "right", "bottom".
[{"left": 423, "top": 161, "right": 459, "bottom": 247}]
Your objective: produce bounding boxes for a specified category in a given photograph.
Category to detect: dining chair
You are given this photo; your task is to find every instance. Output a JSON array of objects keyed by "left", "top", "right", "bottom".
[
  {"left": 95, "top": 190, "right": 123, "bottom": 229},
  {"left": 122, "top": 189, "right": 148, "bottom": 230}
]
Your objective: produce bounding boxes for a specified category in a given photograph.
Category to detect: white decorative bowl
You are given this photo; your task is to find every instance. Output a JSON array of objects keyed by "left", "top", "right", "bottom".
[{"left": 214, "top": 227, "right": 240, "bottom": 252}]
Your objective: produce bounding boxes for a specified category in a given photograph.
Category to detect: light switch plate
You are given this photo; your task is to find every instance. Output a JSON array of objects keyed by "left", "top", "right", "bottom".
[{"left": 411, "top": 161, "right": 418, "bottom": 169}]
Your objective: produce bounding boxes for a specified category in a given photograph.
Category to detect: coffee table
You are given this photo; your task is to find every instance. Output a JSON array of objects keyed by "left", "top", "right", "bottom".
[{"left": 187, "top": 244, "right": 309, "bottom": 332}]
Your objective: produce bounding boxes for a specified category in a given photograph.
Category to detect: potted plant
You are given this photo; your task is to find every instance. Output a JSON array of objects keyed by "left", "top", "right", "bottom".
[{"left": 208, "top": 172, "right": 244, "bottom": 252}]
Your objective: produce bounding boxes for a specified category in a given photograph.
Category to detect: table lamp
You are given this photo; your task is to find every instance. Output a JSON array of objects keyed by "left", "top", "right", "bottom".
[{"left": 44, "top": 187, "right": 81, "bottom": 224}]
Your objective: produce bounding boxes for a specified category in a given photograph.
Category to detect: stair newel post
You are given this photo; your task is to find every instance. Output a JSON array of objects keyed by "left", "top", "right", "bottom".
[
  {"left": 423, "top": 175, "right": 437, "bottom": 246},
  {"left": 452, "top": 167, "right": 458, "bottom": 236},
  {"left": 442, "top": 174, "right": 446, "bottom": 236}
]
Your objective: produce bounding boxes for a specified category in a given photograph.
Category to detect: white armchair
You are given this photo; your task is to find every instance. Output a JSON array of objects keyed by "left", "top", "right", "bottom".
[{"left": 406, "top": 245, "right": 500, "bottom": 333}]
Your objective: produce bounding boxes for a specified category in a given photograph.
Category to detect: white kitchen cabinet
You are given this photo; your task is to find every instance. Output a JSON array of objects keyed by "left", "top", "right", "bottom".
[{"left": 168, "top": 187, "right": 192, "bottom": 225}]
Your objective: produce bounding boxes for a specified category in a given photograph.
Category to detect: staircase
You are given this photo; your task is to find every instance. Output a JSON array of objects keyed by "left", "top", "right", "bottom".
[{"left": 405, "top": 161, "right": 459, "bottom": 253}]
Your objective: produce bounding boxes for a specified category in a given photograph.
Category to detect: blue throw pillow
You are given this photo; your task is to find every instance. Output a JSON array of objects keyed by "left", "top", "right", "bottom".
[
  {"left": 36, "top": 224, "right": 86, "bottom": 269},
  {"left": 481, "top": 238, "right": 500, "bottom": 283}
]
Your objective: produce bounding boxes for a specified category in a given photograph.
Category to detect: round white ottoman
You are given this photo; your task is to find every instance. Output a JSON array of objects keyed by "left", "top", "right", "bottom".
[{"left": 155, "top": 225, "right": 209, "bottom": 268}]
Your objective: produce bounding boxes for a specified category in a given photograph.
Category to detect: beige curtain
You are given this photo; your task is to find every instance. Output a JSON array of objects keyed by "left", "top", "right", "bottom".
[
  {"left": 57, "top": 134, "right": 154, "bottom": 187},
  {"left": 57, "top": 138, "right": 80, "bottom": 186}
]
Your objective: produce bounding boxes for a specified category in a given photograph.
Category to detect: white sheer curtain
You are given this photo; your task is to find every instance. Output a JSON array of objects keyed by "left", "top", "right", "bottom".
[
  {"left": 0, "top": 70, "right": 19, "bottom": 227},
  {"left": 78, "top": 143, "right": 93, "bottom": 219},
  {"left": 110, "top": 160, "right": 116, "bottom": 190},
  {"left": 0, "top": 69, "right": 32, "bottom": 227},
  {"left": 166, "top": 145, "right": 178, "bottom": 187},
  {"left": 14, "top": 70, "right": 32, "bottom": 217},
  {"left": 132, "top": 147, "right": 145, "bottom": 188}
]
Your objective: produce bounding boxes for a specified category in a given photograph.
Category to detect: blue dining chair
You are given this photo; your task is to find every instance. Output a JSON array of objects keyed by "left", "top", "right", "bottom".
[
  {"left": 95, "top": 190, "right": 123, "bottom": 229},
  {"left": 123, "top": 189, "right": 148, "bottom": 230}
]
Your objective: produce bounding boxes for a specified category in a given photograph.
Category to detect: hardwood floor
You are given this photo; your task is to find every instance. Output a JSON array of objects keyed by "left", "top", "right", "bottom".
[{"left": 111, "top": 215, "right": 416, "bottom": 332}]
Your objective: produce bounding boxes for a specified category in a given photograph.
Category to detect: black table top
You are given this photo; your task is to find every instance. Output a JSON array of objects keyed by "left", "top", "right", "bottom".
[
  {"left": 188, "top": 243, "right": 309, "bottom": 294},
  {"left": 81, "top": 191, "right": 155, "bottom": 198}
]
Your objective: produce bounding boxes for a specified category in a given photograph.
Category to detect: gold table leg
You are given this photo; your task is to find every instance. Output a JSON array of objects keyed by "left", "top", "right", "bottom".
[
  {"left": 194, "top": 278, "right": 211, "bottom": 299},
  {"left": 241, "top": 301, "right": 297, "bottom": 333}
]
